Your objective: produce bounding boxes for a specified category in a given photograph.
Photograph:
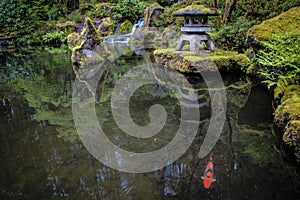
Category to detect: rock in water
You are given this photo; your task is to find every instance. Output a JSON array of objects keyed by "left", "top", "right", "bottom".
[{"left": 68, "top": 17, "right": 109, "bottom": 65}]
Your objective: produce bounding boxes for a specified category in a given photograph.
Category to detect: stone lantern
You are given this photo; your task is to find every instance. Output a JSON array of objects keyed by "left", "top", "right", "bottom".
[{"left": 174, "top": 5, "right": 220, "bottom": 52}]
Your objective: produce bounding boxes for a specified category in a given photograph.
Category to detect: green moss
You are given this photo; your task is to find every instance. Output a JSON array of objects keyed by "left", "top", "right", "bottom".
[
  {"left": 118, "top": 20, "right": 132, "bottom": 35},
  {"left": 95, "top": 3, "right": 110, "bottom": 11},
  {"left": 151, "top": 2, "right": 164, "bottom": 10},
  {"left": 153, "top": 48, "right": 174, "bottom": 55},
  {"left": 280, "top": 85, "right": 300, "bottom": 103},
  {"left": 181, "top": 51, "right": 198, "bottom": 56},
  {"left": 67, "top": 17, "right": 109, "bottom": 64},
  {"left": 274, "top": 79, "right": 300, "bottom": 99},
  {"left": 273, "top": 84, "right": 300, "bottom": 163},
  {"left": 282, "top": 118, "right": 300, "bottom": 163},
  {"left": 154, "top": 48, "right": 249, "bottom": 73},
  {"left": 274, "top": 85, "right": 300, "bottom": 128},
  {"left": 97, "top": 17, "right": 114, "bottom": 37},
  {"left": 174, "top": 4, "right": 219, "bottom": 15},
  {"left": 275, "top": 98, "right": 300, "bottom": 124},
  {"left": 183, "top": 55, "right": 204, "bottom": 63},
  {"left": 248, "top": 7, "right": 300, "bottom": 42},
  {"left": 67, "top": 32, "right": 80, "bottom": 50},
  {"left": 144, "top": 2, "right": 164, "bottom": 28},
  {"left": 283, "top": 120, "right": 300, "bottom": 146},
  {"left": 195, "top": 50, "right": 249, "bottom": 71}
]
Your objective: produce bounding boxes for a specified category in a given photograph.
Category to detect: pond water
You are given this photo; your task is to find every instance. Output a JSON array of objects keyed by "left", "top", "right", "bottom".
[{"left": 0, "top": 50, "right": 299, "bottom": 199}]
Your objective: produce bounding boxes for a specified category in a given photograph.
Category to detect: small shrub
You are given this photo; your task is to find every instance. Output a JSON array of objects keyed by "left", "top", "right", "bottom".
[
  {"left": 112, "top": 0, "right": 147, "bottom": 23},
  {"left": 211, "top": 17, "right": 258, "bottom": 53},
  {"left": 42, "top": 30, "right": 68, "bottom": 46}
]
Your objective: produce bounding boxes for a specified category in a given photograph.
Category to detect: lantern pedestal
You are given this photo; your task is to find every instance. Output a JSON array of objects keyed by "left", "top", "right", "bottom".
[{"left": 175, "top": 34, "right": 215, "bottom": 52}]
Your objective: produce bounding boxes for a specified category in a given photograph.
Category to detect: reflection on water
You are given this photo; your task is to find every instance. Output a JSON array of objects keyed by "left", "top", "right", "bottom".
[{"left": 0, "top": 51, "right": 299, "bottom": 199}]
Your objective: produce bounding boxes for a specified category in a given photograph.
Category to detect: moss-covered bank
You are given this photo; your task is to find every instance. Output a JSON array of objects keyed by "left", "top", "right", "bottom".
[
  {"left": 248, "top": 7, "right": 300, "bottom": 43},
  {"left": 247, "top": 7, "right": 300, "bottom": 163},
  {"left": 274, "top": 85, "right": 300, "bottom": 162}
]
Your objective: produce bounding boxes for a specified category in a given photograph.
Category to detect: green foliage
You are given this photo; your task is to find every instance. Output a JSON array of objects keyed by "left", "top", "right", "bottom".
[
  {"left": 160, "top": 1, "right": 185, "bottom": 27},
  {"left": 254, "top": 32, "right": 300, "bottom": 89},
  {"left": 93, "top": 9, "right": 109, "bottom": 20},
  {"left": 30, "top": 0, "right": 50, "bottom": 21},
  {"left": 48, "top": 6, "right": 63, "bottom": 20},
  {"left": 112, "top": 0, "right": 147, "bottom": 23},
  {"left": 234, "top": 0, "right": 300, "bottom": 22},
  {"left": 68, "top": 10, "right": 84, "bottom": 23},
  {"left": 0, "top": 0, "right": 41, "bottom": 46},
  {"left": 0, "top": 0, "right": 32, "bottom": 33},
  {"left": 210, "top": 17, "right": 257, "bottom": 52},
  {"left": 42, "top": 30, "right": 68, "bottom": 46}
]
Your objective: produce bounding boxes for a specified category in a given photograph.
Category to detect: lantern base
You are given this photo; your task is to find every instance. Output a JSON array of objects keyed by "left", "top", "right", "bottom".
[{"left": 175, "top": 34, "right": 215, "bottom": 52}]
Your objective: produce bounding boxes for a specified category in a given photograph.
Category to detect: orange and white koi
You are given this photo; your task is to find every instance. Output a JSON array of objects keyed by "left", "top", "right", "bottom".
[{"left": 201, "top": 156, "right": 216, "bottom": 189}]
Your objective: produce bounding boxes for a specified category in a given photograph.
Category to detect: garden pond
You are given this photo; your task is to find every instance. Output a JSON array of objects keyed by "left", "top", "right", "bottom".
[{"left": 0, "top": 49, "right": 299, "bottom": 199}]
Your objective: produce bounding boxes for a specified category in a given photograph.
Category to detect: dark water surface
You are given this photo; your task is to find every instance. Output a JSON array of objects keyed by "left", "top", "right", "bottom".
[{"left": 0, "top": 50, "right": 299, "bottom": 199}]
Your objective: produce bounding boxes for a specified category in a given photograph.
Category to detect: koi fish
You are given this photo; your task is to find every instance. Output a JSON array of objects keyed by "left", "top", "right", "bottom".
[{"left": 201, "top": 156, "right": 216, "bottom": 189}]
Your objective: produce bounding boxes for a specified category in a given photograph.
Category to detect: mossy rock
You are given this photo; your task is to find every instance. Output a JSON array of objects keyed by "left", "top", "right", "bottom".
[
  {"left": 68, "top": 17, "right": 109, "bottom": 64},
  {"left": 274, "top": 85, "right": 300, "bottom": 129},
  {"left": 154, "top": 49, "right": 249, "bottom": 73},
  {"left": 248, "top": 7, "right": 300, "bottom": 43},
  {"left": 97, "top": 17, "right": 114, "bottom": 37},
  {"left": 56, "top": 21, "right": 76, "bottom": 31},
  {"left": 118, "top": 20, "right": 133, "bottom": 35},
  {"left": 144, "top": 3, "right": 164, "bottom": 28},
  {"left": 208, "top": 50, "right": 250, "bottom": 71},
  {"left": 283, "top": 120, "right": 300, "bottom": 147},
  {"left": 94, "top": 3, "right": 111, "bottom": 18},
  {"left": 274, "top": 78, "right": 300, "bottom": 100},
  {"left": 95, "top": 3, "right": 111, "bottom": 11},
  {"left": 67, "top": 32, "right": 80, "bottom": 50}
]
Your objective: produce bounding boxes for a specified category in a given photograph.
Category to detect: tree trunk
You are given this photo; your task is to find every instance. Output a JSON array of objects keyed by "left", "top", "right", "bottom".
[
  {"left": 223, "top": 0, "right": 237, "bottom": 25},
  {"left": 212, "top": 0, "right": 222, "bottom": 29}
]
